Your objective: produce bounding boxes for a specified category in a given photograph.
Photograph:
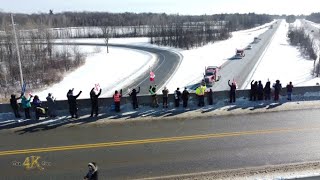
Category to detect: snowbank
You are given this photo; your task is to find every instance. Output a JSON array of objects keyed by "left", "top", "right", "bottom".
[
  {"left": 35, "top": 46, "right": 156, "bottom": 100},
  {"left": 244, "top": 19, "right": 315, "bottom": 88}
]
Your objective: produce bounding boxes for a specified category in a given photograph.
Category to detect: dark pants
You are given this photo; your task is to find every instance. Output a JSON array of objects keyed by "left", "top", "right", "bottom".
[
  {"left": 198, "top": 95, "right": 205, "bottom": 107},
  {"left": 132, "top": 99, "right": 138, "bottom": 109},
  {"left": 175, "top": 99, "right": 180, "bottom": 107},
  {"left": 115, "top": 101, "right": 120, "bottom": 112},
  {"left": 258, "top": 92, "right": 263, "bottom": 100},
  {"left": 24, "top": 108, "right": 31, "bottom": 119},
  {"left": 274, "top": 92, "right": 280, "bottom": 101},
  {"left": 208, "top": 97, "right": 213, "bottom": 105},
  {"left": 250, "top": 92, "right": 256, "bottom": 101},
  {"left": 91, "top": 102, "right": 99, "bottom": 116},
  {"left": 229, "top": 92, "right": 236, "bottom": 103},
  {"left": 163, "top": 97, "right": 168, "bottom": 108},
  {"left": 264, "top": 92, "right": 271, "bottom": 100},
  {"left": 12, "top": 107, "right": 21, "bottom": 118},
  {"left": 152, "top": 95, "right": 158, "bottom": 108},
  {"left": 183, "top": 99, "right": 188, "bottom": 108},
  {"left": 69, "top": 106, "right": 78, "bottom": 118}
]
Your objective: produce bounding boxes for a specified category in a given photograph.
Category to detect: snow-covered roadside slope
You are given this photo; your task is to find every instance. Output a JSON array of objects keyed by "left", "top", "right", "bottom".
[{"left": 35, "top": 46, "right": 155, "bottom": 100}]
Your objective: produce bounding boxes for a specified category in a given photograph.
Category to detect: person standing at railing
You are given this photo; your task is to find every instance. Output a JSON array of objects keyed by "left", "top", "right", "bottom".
[
  {"left": 113, "top": 89, "right": 122, "bottom": 112},
  {"left": 67, "top": 88, "right": 82, "bottom": 118},
  {"left": 90, "top": 88, "right": 102, "bottom": 117}
]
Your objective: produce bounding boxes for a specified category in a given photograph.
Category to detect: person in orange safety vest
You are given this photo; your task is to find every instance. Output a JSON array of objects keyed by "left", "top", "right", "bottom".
[{"left": 113, "top": 89, "right": 122, "bottom": 112}]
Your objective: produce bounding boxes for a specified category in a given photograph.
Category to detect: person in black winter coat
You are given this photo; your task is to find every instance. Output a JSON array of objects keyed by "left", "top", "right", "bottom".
[
  {"left": 207, "top": 89, "right": 213, "bottom": 105},
  {"left": 90, "top": 88, "right": 102, "bottom": 117},
  {"left": 264, "top": 81, "right": 271, "bottom": 100},
  {"left": 10, "top": 94, "right": 22, "bottom": 118},
  {"left": 182, "top": 87, "right": 189, "bottom": 108},
  {"left": 174, "top": 88, "right": 181, "bottom": 107},
  {"left": 250, "top": 80, "right": 258, "bottom": 101},
  {"left": 257, "top": 81, "right": 264, "bottom": 100},
  {"left": 67, "top": 88, "right": 82, "bottom": 118},
  {"left": 84, "top": 162, "right": 98, "bottom": 180},
  {"left": 129, "top": 87, "right": 140, "bottom": 109},
  {"left": 228, "top": 80, "right": 236, "bottom": 103},
  {"left": 273, "top": 80, "right": 282, "bottom": 101}
]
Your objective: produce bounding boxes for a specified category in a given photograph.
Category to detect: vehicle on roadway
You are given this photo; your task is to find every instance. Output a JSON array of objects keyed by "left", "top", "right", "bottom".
[
  {"left": 253, "top": 37, "right": 261, "bottom": 43},
  {"left": 203, "top": 66, "right": 221, "bottom": 86},
  {"left": 235, "top": 49, "right": 245, "bottom": 59},
  {"left": 246, "top": 45, "right": 252, "bottom": 50}
]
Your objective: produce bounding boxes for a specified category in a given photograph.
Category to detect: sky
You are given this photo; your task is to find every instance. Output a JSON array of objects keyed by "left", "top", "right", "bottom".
[{"left": 2, "top": 0, "right": 320, "bottom": 15}]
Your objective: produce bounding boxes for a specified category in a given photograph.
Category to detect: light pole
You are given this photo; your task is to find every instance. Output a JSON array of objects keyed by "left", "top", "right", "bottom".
[{"left": 11, "top": 14, "right": 24, "bottom": 89}]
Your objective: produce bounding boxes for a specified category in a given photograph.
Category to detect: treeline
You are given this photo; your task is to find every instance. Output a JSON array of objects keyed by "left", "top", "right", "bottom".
[
  {"left": 287, "top": 27, "right": 319, "bottom": 76},
  {"left": 0, "top": 12, "right": 273, "bottom": 49},
  {"left": 150, "top": 23, "right": 231, "bottom": 49},
  {"left": 287, "top": 27, "right": 317, "bottom": 60},
  {"left": 306, "top": 13, "right": 320, "bottom": 23},
  {"left": 0, "top": 26, "right": 85, "bottom": 98},
  {"left": 149, "top": 13, "right": 272, "bottom": 49},
  {"left": 0, "top": 12, "right": 272, "bottom": 29}
]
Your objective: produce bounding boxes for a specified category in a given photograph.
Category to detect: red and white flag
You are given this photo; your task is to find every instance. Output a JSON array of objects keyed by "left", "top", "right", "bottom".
[{"left": 150, "top": 71, "right": 155, "bottom": 82}]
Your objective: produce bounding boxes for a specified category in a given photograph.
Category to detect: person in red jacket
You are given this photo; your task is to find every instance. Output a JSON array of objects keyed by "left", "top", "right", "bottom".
[{"left": 113, "top": 89, "right": 122, "bottom": 112}]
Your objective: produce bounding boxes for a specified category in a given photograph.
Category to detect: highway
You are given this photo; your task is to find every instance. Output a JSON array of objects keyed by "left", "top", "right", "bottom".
[
  {"left": 211, "top": 20, "right": 281, "bottom": 91},
  {"left": 51, "top": 43, "right": 182, "bottom": 95},
  {"left": 1, "top": 108, "right": 320, "bottom": 179}
]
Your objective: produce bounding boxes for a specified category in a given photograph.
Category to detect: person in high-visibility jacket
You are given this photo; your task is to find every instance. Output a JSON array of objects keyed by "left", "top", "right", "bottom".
[
  {"left": 196, "top": 85, "right": 206, "bottom": 107},
  {"left": 113, "top": 89, "right": 122, "bottom": 112}
]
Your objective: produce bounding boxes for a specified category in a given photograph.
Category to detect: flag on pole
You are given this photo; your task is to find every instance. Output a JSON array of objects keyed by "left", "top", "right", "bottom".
[{"left": 150, "top": 71, "right": 155, "bottom": 82}]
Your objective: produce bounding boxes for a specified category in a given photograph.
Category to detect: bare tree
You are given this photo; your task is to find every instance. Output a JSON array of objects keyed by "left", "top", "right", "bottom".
[{"left": 100, "top": 26, "right": 111, "bottom": 53}]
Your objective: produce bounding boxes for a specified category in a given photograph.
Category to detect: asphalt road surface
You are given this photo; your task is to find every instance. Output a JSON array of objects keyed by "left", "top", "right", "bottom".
[
  {"left": 210, "top": 20, "right": 281, "bottom": 91},
  {"left": 52, "top": 43, "right": 182, "bottom": 95},
  {"left": 2, "top": 108, "right": 320, "bottom": 179}
]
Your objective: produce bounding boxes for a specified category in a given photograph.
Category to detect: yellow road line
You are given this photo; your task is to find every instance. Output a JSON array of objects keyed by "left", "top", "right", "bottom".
[{"left": 0, "top": 127, "right": 318, "bottom": 156}]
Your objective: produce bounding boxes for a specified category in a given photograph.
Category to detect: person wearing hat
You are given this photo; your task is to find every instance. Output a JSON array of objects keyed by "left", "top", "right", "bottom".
[{"left": 84, "top": 162, "right": 98, "bottom": 180}]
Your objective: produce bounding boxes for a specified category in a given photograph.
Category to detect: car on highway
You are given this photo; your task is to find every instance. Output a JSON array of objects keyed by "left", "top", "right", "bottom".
[
  {"left": 235, "top": 49, "right": 245, "bottom": 59},
  {"left": 246, "top": 45, "right": 252, "bottom": 50}
]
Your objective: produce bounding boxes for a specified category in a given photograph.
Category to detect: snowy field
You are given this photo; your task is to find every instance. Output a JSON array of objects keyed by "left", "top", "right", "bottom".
[
  {"left": 35, "top": 46, "right": 156, "bottom": 100},
  {"left": 243, "top": 19, "right": 316, "bottom": 88},
  {"left": 36, "top": 19, "right": 320, "bottom": 100},
  {"left": 52, "top": 21, "right": 275, "bottom": 95}
]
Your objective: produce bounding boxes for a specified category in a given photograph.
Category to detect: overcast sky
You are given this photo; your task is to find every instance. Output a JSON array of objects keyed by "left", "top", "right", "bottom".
[{"left": 2, "top": 0, "right": 319, "bottom": 15}]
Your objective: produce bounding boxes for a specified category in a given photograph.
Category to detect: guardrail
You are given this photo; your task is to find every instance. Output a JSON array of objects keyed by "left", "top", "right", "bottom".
[{"left": 1, "top": 86, "right": 320, "bottom": 114}]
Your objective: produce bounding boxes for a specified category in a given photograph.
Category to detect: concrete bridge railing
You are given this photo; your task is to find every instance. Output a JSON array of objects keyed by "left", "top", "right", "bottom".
[{"left": 1, "top": 86, "right": 320, "bottom": 114}]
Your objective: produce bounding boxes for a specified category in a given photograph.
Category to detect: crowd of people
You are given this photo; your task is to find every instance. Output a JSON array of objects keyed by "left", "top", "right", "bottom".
[{"left": 9, "top": 79, "right": 294, "bottom": 120}]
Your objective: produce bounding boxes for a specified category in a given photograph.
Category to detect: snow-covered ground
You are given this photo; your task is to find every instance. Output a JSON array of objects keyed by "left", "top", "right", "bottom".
[
  {"left": 36, "top": 20, "right": 270, "bottom": 99},
  {"left": 35, "top": 46, "right": 156, "bottom": 100},
  {"left": 244, "top": 19, "right": 316, "bottom": 88},
  {"left": 36, "top": 19, "right": 320, "bottom": 100}
]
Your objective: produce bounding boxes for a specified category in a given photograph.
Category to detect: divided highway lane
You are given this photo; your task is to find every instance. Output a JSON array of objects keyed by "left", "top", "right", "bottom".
[
  {"left": 2, "top": 108, "right": 320, "bottom": 179},
  {"left": 211, "top": 20, "right": 281, "bottom": 91},
  {"left": 51, "top": 42, "right": 182, "bottom": 95}
]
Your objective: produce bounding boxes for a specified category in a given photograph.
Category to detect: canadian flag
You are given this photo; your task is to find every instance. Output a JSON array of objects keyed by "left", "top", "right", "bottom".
[{"left": 150, "top": 71, "right": 155, "bottom": 82}]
